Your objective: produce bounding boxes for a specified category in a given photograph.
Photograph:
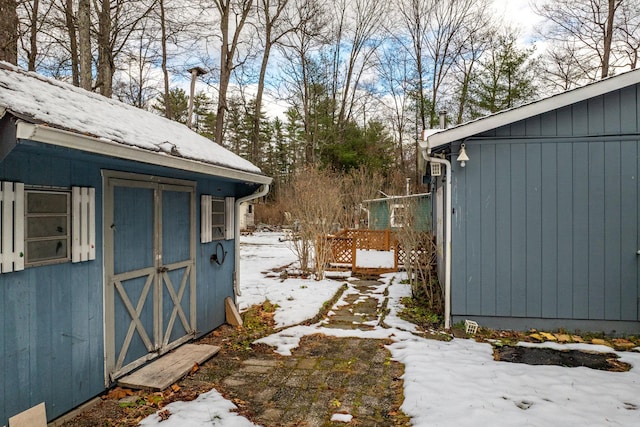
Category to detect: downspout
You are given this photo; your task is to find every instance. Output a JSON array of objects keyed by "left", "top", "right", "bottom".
[
  {"left": 421, "top": 141, "right": 452, "bottom": 330},
  {"left": 234, "top": 184, "right": 270, "bottom": 300}
]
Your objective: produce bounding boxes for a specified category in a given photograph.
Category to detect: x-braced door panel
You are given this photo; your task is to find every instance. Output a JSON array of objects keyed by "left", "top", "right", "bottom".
[{"left": 104, "top": 174, "right": 196, "bottom": 383}]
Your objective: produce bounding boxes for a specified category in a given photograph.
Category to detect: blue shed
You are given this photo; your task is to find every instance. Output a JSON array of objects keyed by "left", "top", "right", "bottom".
[
  {"left": 363, "top": 193, "right": 431, "bottom": 232},
  {"left": 422, "top": 68, "right": 640, "bottom": 335},
  {"left": 0, "top": 62, "right": 271, "bottom": 424}
]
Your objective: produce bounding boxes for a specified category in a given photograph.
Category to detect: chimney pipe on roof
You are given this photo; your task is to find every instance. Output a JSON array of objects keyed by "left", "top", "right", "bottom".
[{"left": 439, "top": 110, "right": 447, "bottom": 129}]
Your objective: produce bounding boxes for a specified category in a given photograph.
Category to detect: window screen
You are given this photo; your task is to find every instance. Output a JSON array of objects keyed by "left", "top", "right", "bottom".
[
  {"left": 25, "top": 191, "right": 70, "bottom": 265},
  {"left": 211, "top": 198, "right": 225, "bottom": 240}
]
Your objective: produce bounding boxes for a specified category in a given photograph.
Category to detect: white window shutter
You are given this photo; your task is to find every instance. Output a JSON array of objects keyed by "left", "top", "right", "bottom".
[
  {"left": 225, "top": 197, "right": 235, "bottom": 240},
  {"left": 201, "top": 195, "right": 212, "bottom": 243},
  {"left": 72, "top": 186, "right": 96, "bottom": 262},
  {"left": 0, "top": 181, "right": 25, "bottom": 273}
]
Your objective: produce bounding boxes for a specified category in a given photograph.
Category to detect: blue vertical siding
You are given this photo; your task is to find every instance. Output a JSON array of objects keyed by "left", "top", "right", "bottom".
[
  {"left": 540, "top": 143, "right": 558, "bottom": 318},
  {"left": 494, "top": 145, "right": 512, "bottom": 316},
  {"left": 480, "top": 145, "right": 496, "bottom": 316},
  {"left": 620, "top": 141, "right": 639, "bottom": 319},
  {"left": 0, "top": 141, "right": 257, "bottom": 424},
  {"left": 509, "top": 144, "right": 527, "bottom": 316},
  {"left": 451, "top": 83, "right": 640, "bottom": 331}
]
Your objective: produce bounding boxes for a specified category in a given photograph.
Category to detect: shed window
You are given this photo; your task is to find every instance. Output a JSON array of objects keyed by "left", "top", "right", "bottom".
[
  {"left": 0, "top": 182, "right": 95, "bottom": 273},
  {"left": 390, "top": 204, "right": 406, "bottom": 228},
  {"left": 25, "top": 190, "right": 71, "bottom": 265},
  {"left": 211, "top": 198, "right": 226, "bottom": 240},
  {"left": 201, "top": 195, "right": 235, "bottom": 243}
]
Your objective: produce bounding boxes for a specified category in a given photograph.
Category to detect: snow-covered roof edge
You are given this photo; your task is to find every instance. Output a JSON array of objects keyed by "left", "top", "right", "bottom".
[
  {"left": 0, "top": 62, "right": 271, "bottom": 185},
  {"left": 423, "top": 67, "right": 640, "bottom": 149}
]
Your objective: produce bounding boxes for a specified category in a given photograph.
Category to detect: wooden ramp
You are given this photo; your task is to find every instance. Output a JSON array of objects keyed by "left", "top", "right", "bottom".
[{"left": 117, "top": 344, "right": 220, "bottom": 391}]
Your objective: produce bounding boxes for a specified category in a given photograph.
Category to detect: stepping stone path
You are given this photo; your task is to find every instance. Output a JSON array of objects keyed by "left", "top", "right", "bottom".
[
  {"left": 322, "top": 280, "right": 386, "bottom": 330},
  {"left": 195, "top": 279, "right": 409, "bottom": 427}
]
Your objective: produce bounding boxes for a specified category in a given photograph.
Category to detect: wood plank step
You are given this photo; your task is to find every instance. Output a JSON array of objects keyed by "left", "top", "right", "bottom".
[{"left": 117, "top": 344, "right": 220, "bottom": 391}]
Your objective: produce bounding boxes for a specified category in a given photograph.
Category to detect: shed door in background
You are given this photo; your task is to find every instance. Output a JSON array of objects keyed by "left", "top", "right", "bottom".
[{"left": 104, "top": 174, "right": 196, "bottom": 383}]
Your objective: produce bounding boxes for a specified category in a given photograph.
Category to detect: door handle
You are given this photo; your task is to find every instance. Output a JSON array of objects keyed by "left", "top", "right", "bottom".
[{"left": 158, "top": 266, "right": 169, "bottom": 273}]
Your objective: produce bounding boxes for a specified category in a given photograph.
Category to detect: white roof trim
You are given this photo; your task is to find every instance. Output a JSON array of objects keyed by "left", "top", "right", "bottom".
[
  {"left": 423, "top": 67, "right": 640, "bottom": 149},
  {"left": 16, "top": 121, "right": 272, "bottom": 185}
]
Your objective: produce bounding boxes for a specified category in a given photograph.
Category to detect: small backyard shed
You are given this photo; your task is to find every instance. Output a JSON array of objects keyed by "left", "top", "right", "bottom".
[
  {"left": 0, "top": 62, "right": 271, "bottom": 424},
  {"left": 422, "top": 68, "right": 640, "bottom": 334},
  {"left": 363, "top": 193, "right": 431, "bottom": 231}
]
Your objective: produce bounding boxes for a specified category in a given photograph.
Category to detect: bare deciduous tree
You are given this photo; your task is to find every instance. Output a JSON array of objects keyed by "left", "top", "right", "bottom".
[
  {"left": 278, "top": 0, "right": 329, "bottom": 165},
  {"left": 251, "top": 0, "right": 292, "bottom": 164},
  {"left": 375, "top": 42, "right": 414, "bottom": 173},
  {"left": 423, "top": 0, "right": 481, "bottom": 127},
  {"left": 618, "top": 0, "right": 640, "bottom": 69},
  {"left": 212, "top": 0, "right": 253, "bottom": 144},
  {"left": 332, "top": 0, "right": 387, "bottom": 138},
  {"left": 534, "top": 0, "right": 624, "bottom": 79},
  {"left": 539, "top": 42, "right": 589, "bottom": 92}
]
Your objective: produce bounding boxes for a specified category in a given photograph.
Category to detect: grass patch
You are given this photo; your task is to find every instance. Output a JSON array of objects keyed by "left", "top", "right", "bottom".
[
  {"left": 397, "top": 296, "right": 441, "bottom": 329},
  {"left": 227, "top": 301, "right": 277, "bottom": 353}
]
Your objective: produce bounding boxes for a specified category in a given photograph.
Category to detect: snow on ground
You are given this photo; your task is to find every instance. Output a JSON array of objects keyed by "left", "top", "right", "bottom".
[
  {"left": 237, "top": 232, "right": 344, "bottom": 328},
  {"left": 142, "top": 232, "right": 640, "bottom": 426},
  {"left": 139, "top": 388, "right": 258, "bottom": 427}
]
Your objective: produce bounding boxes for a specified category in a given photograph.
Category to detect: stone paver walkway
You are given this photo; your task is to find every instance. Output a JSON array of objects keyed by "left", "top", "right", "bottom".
[
  {"left": 322, "top": 281, "right": 385, "bottom": 330},
  {"left": 200, "top": 279, "right": 409, "bottom": 426}
]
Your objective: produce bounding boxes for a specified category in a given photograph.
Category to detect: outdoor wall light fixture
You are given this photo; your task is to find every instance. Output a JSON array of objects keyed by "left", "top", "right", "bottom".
[{"left": 457, "top": 143, "right": 470, "bottom": 167}]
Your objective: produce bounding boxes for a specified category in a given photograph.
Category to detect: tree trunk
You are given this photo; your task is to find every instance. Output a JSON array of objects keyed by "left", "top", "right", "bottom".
[
  {"left": 0, "top": 0, "right": 18, "bottom": 65},
  {"left": 65, "top": 0, "right": 80, "bottom": 86},
  {"left": 160, "top": 0, "right": 172, "bottom": 119},
  {"left": 27, "top": 0, "right": 39, "bottom": 70},
  {"left": 215, "top": 6, "right": 230, "bottom": 144},
  {"left": 97, "top": 0, "right": 113, "bottom": 97},
  {"left": 601, "top": 0, "right": 619, "bottom": 78},
  {"left": 78, "top": 0, "right": 92, "bottom": 90},
  {"left": 252, "top": 39, "right": 271, "bottom": 164},
  {"left": 213, "top": 0, "right": 252, "bottom": 145}
]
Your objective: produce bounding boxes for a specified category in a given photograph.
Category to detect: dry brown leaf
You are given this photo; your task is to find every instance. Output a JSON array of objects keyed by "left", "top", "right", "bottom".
[
  {"left": 190, "top": 362, "right": 200, "bottom": 374},
  {"left": 158, "top": 409, "right": 171, "bottom": 421},
  {"left": 171, "top": 384, "right": 181, "bottom": 392},
  {"left": 233, "top": 397, "right": 248, "bottom": 406},
  {"left": 106, "top": 387, "right": 134, "bottom": 400}
]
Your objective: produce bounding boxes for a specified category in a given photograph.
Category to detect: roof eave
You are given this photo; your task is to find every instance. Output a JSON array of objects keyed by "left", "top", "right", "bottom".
[
  {"left": 15, "top": 121, "right": 272, "bottom": 185},
  {"left": 424, "top": 68, "right": 640, "bottom": 149}
]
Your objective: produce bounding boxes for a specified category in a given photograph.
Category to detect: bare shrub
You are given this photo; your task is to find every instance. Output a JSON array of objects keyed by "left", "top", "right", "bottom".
[
  {"left": 254, "top": 201, "right": 285, "bottom": 226},
  {"left": 283, "top": 166, "right": 343, "bottom": 279},
  {"left": 341, "top": 167, "right": 384, "bottom": 229},
  {"left": 395, "top": 199, "right": 443, "bottom": 315}
]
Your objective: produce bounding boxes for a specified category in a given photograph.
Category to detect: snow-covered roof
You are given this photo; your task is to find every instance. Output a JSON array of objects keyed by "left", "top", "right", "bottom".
[
  {"left": 0, "top": 62, "right": 270, "bottom": 184},
  {"left": 422, "top": 67, "right": 640, "bottom": 150}
]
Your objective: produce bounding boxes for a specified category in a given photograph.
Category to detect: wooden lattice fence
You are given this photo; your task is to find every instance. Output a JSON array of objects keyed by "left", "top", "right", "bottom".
[{"left": 323, "top": 229, "right": 435, "bottom": 274}]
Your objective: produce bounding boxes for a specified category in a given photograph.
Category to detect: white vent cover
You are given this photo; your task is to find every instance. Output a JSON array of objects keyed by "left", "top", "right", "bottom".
[{"left": 430, "top": 162, "right": 442, "bottom": 177}]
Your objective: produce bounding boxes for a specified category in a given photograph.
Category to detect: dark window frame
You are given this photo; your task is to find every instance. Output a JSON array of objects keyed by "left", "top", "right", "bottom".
[{"left": 24, "top": 189, "right": 71, "bottom": 266}]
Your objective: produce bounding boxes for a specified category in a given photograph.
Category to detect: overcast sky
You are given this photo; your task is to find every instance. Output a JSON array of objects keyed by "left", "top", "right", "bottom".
[{"left": 492, "top": 0, "right": 545, "bottom": 45}]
